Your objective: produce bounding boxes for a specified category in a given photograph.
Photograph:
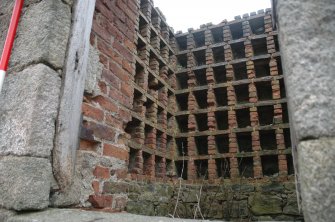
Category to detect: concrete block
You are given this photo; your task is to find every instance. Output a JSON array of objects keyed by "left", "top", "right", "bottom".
[
  {"left": 0, "top": 156, "right": 52, "bottom": 210},
  {"left": 0, "top": 64, "right": 61, "bottom": 158},
  {"left": 298, "top": 138, "right": 335, "bottom": 222},
  {"left": 277, "top": 0, "right": 335, "bottom": 140},
  {"left": 10, "top": 0, "right": 71, "bottom": 69}
]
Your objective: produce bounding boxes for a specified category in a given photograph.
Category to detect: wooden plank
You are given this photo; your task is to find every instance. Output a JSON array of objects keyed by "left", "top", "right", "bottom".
[{"left": 53, "top": 0, "right": 96, "bottom": 190}]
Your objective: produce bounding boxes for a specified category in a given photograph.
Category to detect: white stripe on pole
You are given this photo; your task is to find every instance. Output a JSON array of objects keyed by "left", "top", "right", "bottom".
[{"left": 0, "top": 70, "right": 6, "bottom": 93}]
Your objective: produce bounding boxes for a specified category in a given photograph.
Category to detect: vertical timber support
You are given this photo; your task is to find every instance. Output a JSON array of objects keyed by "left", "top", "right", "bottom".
[{"left": 53, "top": 0, "right": 96, "bottom": 190}]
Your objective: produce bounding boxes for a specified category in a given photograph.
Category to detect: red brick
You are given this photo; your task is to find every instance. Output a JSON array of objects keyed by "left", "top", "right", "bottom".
[
  {"left": 82, "top": 103, "right": 104, "bottom": 121},
  {"left": 109, "top": 61, "right": 129, "bottom": 82},
  {"left": 79, "top": 140, "right": 98, "bottom": 152},
  {"left": 93, "top": 166, "right": 110, "bottom": 179},
  {"left": 89, "top": 195, "right": 113, "bottom": 208},
  {"left": 122, "top": 59, "right": 133, "bottom": 74},
  {"left": 120, "top": 82, "right": 133, "bottom": 97},
  {"left": 103, "top": 144, "right": 129, "bottom": 161},
  {"left": 84, "top": 121, "right": 115, "bottom": 141},
  {"left": 102, "top": 69, "right": 120, "bottom": 89},
  {"left": 94, "top": 96, "right": 118, "bottom": 113},
  {"left": 92, "top": 180, "right": 100, "bottom": 194},
  {"left": 113, "top": 40, "right": 133, "bottom": 62}
]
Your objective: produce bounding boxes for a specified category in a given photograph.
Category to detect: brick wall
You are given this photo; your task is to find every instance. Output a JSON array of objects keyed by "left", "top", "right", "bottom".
[
  {"left": 80, "top": 0, "right": 139, "bottom": 209},
  {"left": 79, "top": 0, "right": 296, "bottom": 217}
]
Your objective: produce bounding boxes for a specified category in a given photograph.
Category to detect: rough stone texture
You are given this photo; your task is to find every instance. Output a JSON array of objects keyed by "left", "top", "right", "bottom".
[
  {"left": 0, "top": 209, "right": 16, "bottom": 222},
  {"left": 248, "top": 193, "right": 282, "bottom": 215},
  {"left": 0, "top": 156, "right": 52, "bottom": 210},
  {"left": 5, "top": 209, "right": 221, "bottom": 222},
  {"left": 0, "top": 64, "right": 61, "bottom": 158},
  {"left": 297, "top": 138, "right": 335, "bottom": 222},
  {"left": 106, "top": 181, "right": 302, "bottom": 220},
  {"left": 277, "top": 0, "right": 335, "bottom": 141},
  {"left": 50, "top": 152, "right": 101, "bottom": 207},
  {"left": 53, "top": 0, "right": 96, "bottom": 191},
  {"left": 9, "top": 0, "right": 71, "bottom": 70},
  {"left": 85, "top": 45, "right": 103, "bottom": 96}
]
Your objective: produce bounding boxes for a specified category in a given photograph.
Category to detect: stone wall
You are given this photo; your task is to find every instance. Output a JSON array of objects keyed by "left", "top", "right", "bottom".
[
  {"left": 102, "top": 179, "right": 302, "bottom": 221},
  {"left": 273, "top": 0, "right": 335, "bottom": 221},
  {"left": 0, "top": 0, "right": 72, "bottom": 210}
]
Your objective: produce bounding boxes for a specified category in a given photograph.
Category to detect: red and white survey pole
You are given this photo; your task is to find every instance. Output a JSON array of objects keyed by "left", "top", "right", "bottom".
[{"left": 0, "top": 0, "right": 24, "bottom": 93}]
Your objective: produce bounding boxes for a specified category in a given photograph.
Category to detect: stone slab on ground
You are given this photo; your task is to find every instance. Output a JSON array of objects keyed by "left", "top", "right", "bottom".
[{"left": 5, "top": 209, "right": 223, "bottom": 222}]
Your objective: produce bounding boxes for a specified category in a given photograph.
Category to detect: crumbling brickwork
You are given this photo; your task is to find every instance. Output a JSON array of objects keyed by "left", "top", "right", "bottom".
[
  {"left": 79, "top": 0, "right": 300, "bottom": 219},
  {"left": 79, "top": 0, "right": 139, "bottom": 209}
]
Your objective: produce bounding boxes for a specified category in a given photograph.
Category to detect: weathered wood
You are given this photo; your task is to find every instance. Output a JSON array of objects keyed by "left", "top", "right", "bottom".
[{"left": 53, "top": 0, "right": 96, "bottom": 190}]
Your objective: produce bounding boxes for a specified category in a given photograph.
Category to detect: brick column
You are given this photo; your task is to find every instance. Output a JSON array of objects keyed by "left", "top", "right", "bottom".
[
  {"left": 132, "top": 150, "right": 144, "bottom": 174},
  {"left": 133, "top": 122, "right": 145, "bottom": 145},
  {"left": 150, "top": 35, "right": 160, "bottom": 52},
  {"left": 206, "top": 48, "right": 213, "bottom": 65},
  {"left": 245, "top": 40, "right": 253, "bottom": 58},
  {"left": 159, "top": 65, "right": 168, "bottom": 82},
  {"left": 242, "top": 19, "right": 251, "bottom": 37},
  {"left": 161, "top": 26, "right": 170, "bottom": 42},
  {"left": 276, "top": 128, "right": 288, "bottom": 176},
  {"left": 187, "top": 32, "right": 195, "bottom": 50},
  {"left": 272, "top": 80, "right": 281, "bottom": 100},
  {"left": 246, "top": 60, "right": 255, "bottom": 79},
  {"left": 224, "top": 45, "right": 232, "bottom": 62},
  {"left": 133, "top": 93, "right": 146, "bottom": 117},
  {"left": 250, "top": 107, "right": 259, "bottom": 127},
  {"left": 152, "top": 16, "right": 161, "bottom": 34},
  {"left": 145, "top": 127, "right": 156, "bottom": 149},
  {"left": 208, "top": 158, "right": 217, "bottom": 180},
  {"left": 269, "top": 58, "right": 279, "bottom": 76},
  {"left": 274, "top": 104, "right": 283, "bottom": 124},
  {"left": 144, "top": 154, "right": 155, "bottom": 179},
  {"left": 252, "top": 131, "right": 262, "bottom": 178},
  {"left": 139, "top": 22, "right": 151, "bottom": 43},
  {"left": 205, "top": 29, "right": 212, "bottom": 46},
  {"left": 230, "top": 156, "right": 239, "bottom": 178},
  {"left": 188, "top": 158, "right": 196, "bottom": 180},
  {"left": 149, "top": 57, "right": 159, "bottom": 75},
  {"left": 160, "top": 45, "right": 169, "bottom": 62},
  {"left": 264, "top": 13, "right": 273, "bottom": 34},
  {"left": 249, "top": 82, "right": 258, "bottom": 103},
  {"left": 140, "top": 1, "right": 152, "bottom": 19},
  {"left": 267, "top": 35, "right": 276, "bottom": 54},
  {"left": 223, "top": 25, "right": 232, "bottom": 42}
]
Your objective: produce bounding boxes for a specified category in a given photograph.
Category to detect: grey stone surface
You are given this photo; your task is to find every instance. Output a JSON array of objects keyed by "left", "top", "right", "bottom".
[
  {"left": 6, "top": 209, "right": 222, "bottom": 222},
  {"left": 85, "top": 45, "right": 103, "bottom": 96},
  {"left": 248, "top": 193, "right": 282, "bottom": 215},
  {"left": 0, "top": 156, "right": 52, "bottom": 211},
  {"left": 283, "top": 194, "right": 300, "bottom": 216},
  {"left": 277, "top": 0, "right": 335, "bottom": 140},
  {"left": 53, "top": 0, "right": 96, "bottom": 191},
  {"left": 50, "top": 152, "right": 102, "bottom": 207},
  {"left": 10, "top": 0, "right": 71, "bottom": 70},
  {"left": 297, "top": 138, "right": 335, "bottom": 222},
  {"left": 0, "top": 209, "right": 16, "bottom": 222},
  {"left": 0, "top": 64, "right": 61, "bottom": 158}
]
